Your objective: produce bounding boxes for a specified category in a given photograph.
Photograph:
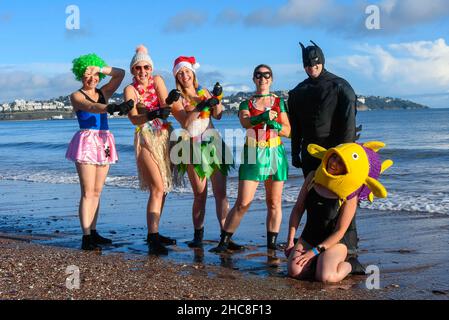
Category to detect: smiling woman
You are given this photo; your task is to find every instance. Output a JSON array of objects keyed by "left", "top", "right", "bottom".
[{"left": 65, "top": 53, "right": 132, "bottom": 252}]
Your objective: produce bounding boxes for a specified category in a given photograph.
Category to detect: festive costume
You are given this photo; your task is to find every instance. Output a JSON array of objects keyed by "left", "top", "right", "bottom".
[
  {"left": 66, "top": 89, "right": 118, "bottom": 165},
  {"left": 176, "top": 85, "right": 233, "bottom": 180},
  {"left": 300, "top": 141, "right": 392, "bottom": 261},
  {"left": 307, "top": 141, "right": 393, "bottom": 201},
  {"left": 238, "top": 95, "right": 289, "bottom": 181},
  {"left": 131, "top": 77, "right": 174, "bottom": 193}
]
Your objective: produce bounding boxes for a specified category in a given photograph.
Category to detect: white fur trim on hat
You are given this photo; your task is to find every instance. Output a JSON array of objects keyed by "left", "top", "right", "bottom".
[{"left": 173, "top": 61, "right": 200, "bottom": 77}]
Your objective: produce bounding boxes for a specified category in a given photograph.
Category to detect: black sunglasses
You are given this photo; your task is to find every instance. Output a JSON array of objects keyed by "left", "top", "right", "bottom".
[
  {"left": 134, "top": 65, "right": 151, "bottom": 71},
  {"left": 254, "top": 71, "right": 272, "bottom": 79}
]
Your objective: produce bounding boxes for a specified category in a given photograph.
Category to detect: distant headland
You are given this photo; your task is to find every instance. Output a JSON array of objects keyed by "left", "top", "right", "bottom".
[{"left": 0, "top": 91, "right": 429, "bottom": 121}]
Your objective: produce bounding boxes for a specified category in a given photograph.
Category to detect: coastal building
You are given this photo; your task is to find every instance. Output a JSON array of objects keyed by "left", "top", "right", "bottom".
[{"left": 357, "top": 97, "right": 366, "bottom": 104}]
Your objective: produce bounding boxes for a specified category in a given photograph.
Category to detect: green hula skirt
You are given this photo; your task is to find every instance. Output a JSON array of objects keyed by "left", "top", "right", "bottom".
[{"left": 176, "top": 136, "right": 234, "bottom": 180}]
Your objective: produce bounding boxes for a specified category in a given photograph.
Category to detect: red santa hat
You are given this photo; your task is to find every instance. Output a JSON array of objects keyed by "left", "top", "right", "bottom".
[{"left": 173, "top": 56, "right": 200, "bottom": 77}]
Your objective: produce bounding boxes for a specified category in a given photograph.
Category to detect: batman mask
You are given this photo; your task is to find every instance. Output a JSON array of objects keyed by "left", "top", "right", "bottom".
[{"left": 300, "top": 40, "right": 325, "bottom": 68}]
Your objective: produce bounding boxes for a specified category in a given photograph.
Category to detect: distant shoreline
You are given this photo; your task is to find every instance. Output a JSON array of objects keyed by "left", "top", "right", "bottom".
[{"left": 0, "top": 106, "right": 434, "bottom": 121}]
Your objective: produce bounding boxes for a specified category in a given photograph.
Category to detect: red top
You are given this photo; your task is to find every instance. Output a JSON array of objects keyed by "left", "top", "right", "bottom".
[{"left": 247, "top": 96, "right": 282, "bottom": 141}]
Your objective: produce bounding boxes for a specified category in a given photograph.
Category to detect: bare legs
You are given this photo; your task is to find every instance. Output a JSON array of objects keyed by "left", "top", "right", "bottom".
[
  {"left": 287, "top": 239, "right": 352, "bottom": 283},
  {"left": 222, "top": 179, "right": 283, "bottom": 235},
  {"left": 137, "top": 147, "right": 173, "bottom": 254},
  {"left": 187, "top": 166, "right": 229, "bottom": 231},
  {"left": 76, "top": 163, "right": 109, "bottom": 235}
]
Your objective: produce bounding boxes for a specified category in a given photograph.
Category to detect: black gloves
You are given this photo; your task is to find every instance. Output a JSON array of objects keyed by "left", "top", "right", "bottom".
[
  {"left": 147, "top": 107, "right": 172, "bottom": 121},
  {"left": 107, "top": 99, "right": 134, "bottom": 116},
  {"left": 195, "top": 82, "right": 223, "bottom": 111},
  {"left": 212, "top": 82, "right": 223, "bottom": 98},
  {"left": 195, "top": 100, "right": 210, "bottom": 112},
  {"left": 209, "top": 82, "right": 223, "bottom": 108},
  {"left": 292, "top": 154, "right": 302, "bottom": 169},
  {"left": 166, "top": 89, "right": 181, "bottom": 105}
]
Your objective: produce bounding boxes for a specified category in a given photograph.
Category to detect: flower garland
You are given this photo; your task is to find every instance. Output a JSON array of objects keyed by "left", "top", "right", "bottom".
[
  {"left": 133, "top": 77, "right": 170, "bottom": 131},
  {"left": 190, "top": 86, "right": 211, "bottom": 119}
]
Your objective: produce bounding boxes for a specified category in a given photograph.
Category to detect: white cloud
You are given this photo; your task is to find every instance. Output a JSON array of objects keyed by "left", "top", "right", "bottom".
[
  {"left": 163, "top": 11, "right": 207, "bottom": 33},
  {"left": 330, "top": 38, "right": 449, "bottom": 105},
  {"left": 218, "top": 0, "right": 449, "bottom": 35},
  {"left": 0, "top": 70, "right": 78, "bottom": 103}
]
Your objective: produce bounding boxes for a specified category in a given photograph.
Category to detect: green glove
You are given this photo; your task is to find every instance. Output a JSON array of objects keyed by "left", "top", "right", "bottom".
[
  {"left": 250, "top": 110, "right": 270, "bottom": 126},
  {"left": 266, "top": 120, "right": 283, "bottom": 132}
]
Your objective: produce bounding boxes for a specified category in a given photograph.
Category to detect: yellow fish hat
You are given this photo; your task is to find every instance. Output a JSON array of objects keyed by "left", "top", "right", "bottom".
[{"left": 308, "top": 142, "right": 393, "bottom": 202}]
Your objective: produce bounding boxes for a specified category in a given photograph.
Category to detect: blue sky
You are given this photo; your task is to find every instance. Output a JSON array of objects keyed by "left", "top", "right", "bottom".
[{"left": 1, "top": 0, "right": 449, "bottom": 107}]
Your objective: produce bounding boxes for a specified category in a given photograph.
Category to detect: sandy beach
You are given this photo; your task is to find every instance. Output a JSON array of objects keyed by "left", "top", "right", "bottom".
[{"left": 1, "top": 180, "right": 448, "bottom": 301}]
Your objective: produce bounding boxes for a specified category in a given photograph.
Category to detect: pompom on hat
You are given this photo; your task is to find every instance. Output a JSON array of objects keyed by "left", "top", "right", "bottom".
[
  {"left": 173, "top": 56, "right": 200, "bottom": 77},
  {"left": 130, "top": 45, "right": 154, "bottom": 72}
]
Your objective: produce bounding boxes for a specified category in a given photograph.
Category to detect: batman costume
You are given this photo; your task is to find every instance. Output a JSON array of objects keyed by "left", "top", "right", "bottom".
[
  {"left": 288, "top": 41, "right": 364, "bottom": 274},
  {"left": 288, "top": 41, "right": 357, "bottom": 178}
]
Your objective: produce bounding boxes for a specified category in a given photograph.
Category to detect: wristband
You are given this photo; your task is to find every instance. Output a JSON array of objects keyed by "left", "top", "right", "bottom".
[
  {"left": 99, "top": 67, "right": 105, "bottom": 74},
  {"left": 312, "top": 247, "right": 320, "bottom": 256}
]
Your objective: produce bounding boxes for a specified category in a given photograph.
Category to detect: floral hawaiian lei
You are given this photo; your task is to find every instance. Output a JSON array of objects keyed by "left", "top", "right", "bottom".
[
  {"left": 133, "top": 77, "right": 170, "bottom": 131},
  {"left": 190, "top": 86, "right": 211, "bottom": 119}
]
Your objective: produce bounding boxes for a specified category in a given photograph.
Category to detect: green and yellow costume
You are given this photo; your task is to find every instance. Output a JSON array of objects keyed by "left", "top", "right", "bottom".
[{"left": 238, "top": 95, "right": 289, "bottom": 181}]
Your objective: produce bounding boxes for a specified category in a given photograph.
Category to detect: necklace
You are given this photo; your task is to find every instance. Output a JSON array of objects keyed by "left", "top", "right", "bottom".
[
  {"left": 133, "top": 77, "right": 158, "bottom": 110},
  {"left": 253, "top": 93, "right": 272, "bottom": 98}
]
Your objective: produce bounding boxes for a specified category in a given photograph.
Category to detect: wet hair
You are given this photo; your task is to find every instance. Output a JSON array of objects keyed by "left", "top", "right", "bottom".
[
  {"left": 72, "top": 53, "right": 107, "bottom": 81},
  {"left": 253, "top": 64, "right": 273, "bottom": 80}
]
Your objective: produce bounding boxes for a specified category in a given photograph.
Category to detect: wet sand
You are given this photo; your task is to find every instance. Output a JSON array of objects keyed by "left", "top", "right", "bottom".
[{"left": 1, "top": 180, "right": 448, "bottom": 300}]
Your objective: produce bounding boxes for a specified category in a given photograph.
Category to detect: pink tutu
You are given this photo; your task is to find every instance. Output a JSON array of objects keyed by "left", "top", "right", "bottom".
[{"left": 66, "top": 130, "right": 118, "bottom": 165}]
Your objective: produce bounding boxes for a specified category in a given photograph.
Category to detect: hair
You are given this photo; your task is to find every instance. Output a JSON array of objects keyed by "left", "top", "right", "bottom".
[
  {"left": 72, "top": 53, "right": 107, "bottom": 82},
  {"left": 175, "top": 70, "right": 199, "bottom": 103},
  {"left": 253, "top": 64, "right": 273, "bottom": 80}
]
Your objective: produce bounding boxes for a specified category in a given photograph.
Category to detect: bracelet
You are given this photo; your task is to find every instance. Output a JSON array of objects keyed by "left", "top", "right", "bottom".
[
  {"left": 99, "top": 67, "right": 104, "bottom": 74},
  {"left": 312, "top": 247, "right": 320, "bottom": 256}
]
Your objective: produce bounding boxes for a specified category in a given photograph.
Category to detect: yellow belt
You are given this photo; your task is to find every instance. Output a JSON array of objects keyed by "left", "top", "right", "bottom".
[{"left": 246, "top": 136, "right": 281, "bottom": 148}]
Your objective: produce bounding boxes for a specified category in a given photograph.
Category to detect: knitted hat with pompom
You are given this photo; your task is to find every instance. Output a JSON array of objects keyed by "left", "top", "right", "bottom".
[{"left": 130, "top": 45, "right": 154, "bottom": 72}]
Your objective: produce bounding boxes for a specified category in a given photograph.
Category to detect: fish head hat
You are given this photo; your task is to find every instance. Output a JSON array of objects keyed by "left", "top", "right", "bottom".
[{"left": 308, "top": 142, "right": 393, "bottom": 202}]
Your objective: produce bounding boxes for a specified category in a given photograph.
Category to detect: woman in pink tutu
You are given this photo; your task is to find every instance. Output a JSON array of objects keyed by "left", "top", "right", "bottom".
[{"left": 66, "top": 53, "right": 132, "bottom": 251}]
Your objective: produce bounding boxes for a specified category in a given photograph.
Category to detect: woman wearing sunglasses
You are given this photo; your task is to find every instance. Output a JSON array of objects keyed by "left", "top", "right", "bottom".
[
  {"left": 124, "top": 45, "right": 176, "bottom": 255},
  {"left": 169, "top": 56, "right": 236, "bottom": 249},
  {"left": 210, "top": 64, "right": 291, "bottom": 253}
]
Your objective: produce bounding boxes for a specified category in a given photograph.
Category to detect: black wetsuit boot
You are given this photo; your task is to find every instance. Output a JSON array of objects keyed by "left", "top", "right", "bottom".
[
  {"left": 159, "top": 234, "right": 177, "bottom": 246},
  {"left": 187, "top": 227, "right": 204, "bottom": 248},
  {"left": 147, "top": 234, "right": 176, "bottom": 246},
  {"left": 147, "top": 233, "right": 168, "bottom": 256},
  {"left": 267, "top": 232, "right": 279, "bottom": 250},
  {"left": 223, "top": 229, "right": 244, "bottom": 251},
  {"left": 81, "top": 235, "right": 102, "bottom": 251},
  {"left": 91, "top": 230, "right": 112, "bottom": 245},
  {"left": 209, "top": 231, "right": 233, "bottom": 253},
  {"left": 348, "top": 256, "right": 366, "bottom": 275}
]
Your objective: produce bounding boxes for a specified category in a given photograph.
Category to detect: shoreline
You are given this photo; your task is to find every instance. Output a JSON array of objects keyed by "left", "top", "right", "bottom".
[
  {"left": 1, "top": 179, "right": 449, "bottom": 300},
  {"left": 0, "top": 236, "right": 378, "bottom": 300}
]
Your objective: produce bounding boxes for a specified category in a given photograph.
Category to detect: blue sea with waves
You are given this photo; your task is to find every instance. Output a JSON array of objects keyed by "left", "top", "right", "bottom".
[{"left": 1, "top": 108, "right": 448, "bottom": 215}]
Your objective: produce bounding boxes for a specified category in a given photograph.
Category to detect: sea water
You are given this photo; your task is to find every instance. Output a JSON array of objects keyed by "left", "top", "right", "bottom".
[{"left": 1, "top": 108, "right": 448, "bottom": 215}]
